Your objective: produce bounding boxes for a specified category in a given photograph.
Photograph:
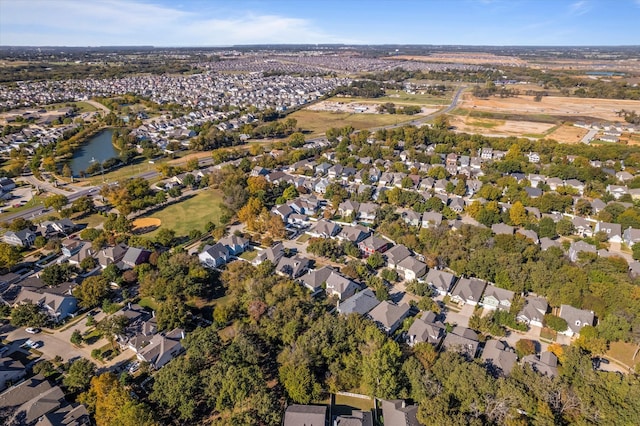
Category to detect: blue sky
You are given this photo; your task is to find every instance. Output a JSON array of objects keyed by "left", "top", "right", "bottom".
[{"left": 1, "top": 0, "right": 639, "bottom": 46}]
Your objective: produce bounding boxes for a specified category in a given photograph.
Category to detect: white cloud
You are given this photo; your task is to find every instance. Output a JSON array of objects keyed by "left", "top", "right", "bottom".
[
  {"left": 0, "top": 0, "right": 342, "bottom": 46},
  {"left": 569, "top": 0, "right": 592, "bottom": 15}
]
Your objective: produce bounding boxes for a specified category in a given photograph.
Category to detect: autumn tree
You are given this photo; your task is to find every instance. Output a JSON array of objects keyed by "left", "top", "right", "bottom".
[{"left": 74, "top": 275, "right": 110, "bottom": 309}]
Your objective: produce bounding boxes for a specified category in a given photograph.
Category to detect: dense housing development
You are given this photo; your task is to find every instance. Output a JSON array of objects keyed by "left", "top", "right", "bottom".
[{"left": 0, "top": 42, "right": 639, "bottom": 426}]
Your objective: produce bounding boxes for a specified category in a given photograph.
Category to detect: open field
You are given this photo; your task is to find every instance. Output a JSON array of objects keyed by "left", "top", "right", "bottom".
[
  {"left": 43, "top": 101, "right": 98, "bottom": 113},
  {"left": 459, "top": 93, "right": 640, "bottom": 122},
  {"left": 143, "top": 189, "right": 223, "bottom": 238},
  {"left": 132, "top": 217, "right": 161, "bottom": 231},
  {"left": 288, "top": 109, "right": 417, "bottom": 136},
  {"left": 449, "top": 115, "right": 556, "bottom": 138},
  {"left": 546, "top": 124, "right": 590, "bottom": 144},
  {"left": 389, "top": 53, "right": 526, "bottom": 66},
  {"left": 332, "top": 90, "right": 451, "bottom": 106},
  {"left": 607, "top": 341, "right": 639, "bottom": 369}
]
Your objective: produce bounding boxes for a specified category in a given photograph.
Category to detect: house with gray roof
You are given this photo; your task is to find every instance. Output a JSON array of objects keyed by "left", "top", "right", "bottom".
[
  {"left": 380, "top": 399, "right": 420, "bottom": 426},
  {"left": 121, "top": 247, "right": 152, "bottom": 269},
  {"left": 568, "top": 240, "right": 597, "bottom": 262},
  {"left": 136, "top": 328, "right": 184, "bottom": 370},
  {"left": 3, "top": 229, "right": 36, "bottom": 248},
  {"left": 335, "top": 410, "right": 373, "bottom": 426},
  {"left": 337, "top": 288, "right": 380, "bottom": 316},
  {"left": 482, "top": 285, "right": 515, "bottom": 311},
  {"left": 481, "top": 340, "right": 517, "bottom": 377},
  {"left": 253, "top": 243, "right": 285, "bottom": 265},
  {"left": 96, "top": 243, "right": 127, "bottom": 269},
  {"left": 522, "top": 352, "right": 558, "bottom": 377},
  {"left": 406, "top": 311, "right": 445, "bottom": 347},
  {"left": 367, "top": 301, "right": 412, "bottom": 334},
  {"left": 358, "top": 202, "right": 378, "bottom": 222},
  {"left": 397, "top": 256, "right": 427, "bottom": 281},
  {"left": 218, "top": 235, "right": 250, "bottom": 256},
  {"left": 338, "top": 200, "right": 360, "bottom": 218},
  {"left": 450, "top": 277, "right": 487, "bottom": 306},
  {"left": 426, "top": 269, "right": 457, "bottom": 295},
  {"left": 14, "top": 288, "right": 77, "bottom": 322},
  {"left": 325, "top": 271, "right": 360, "bottom": 300},
  {"left": 540, "top": 237, "right": 561, "bottom": 251},
  {"left": 623, "top": 227, "right": 640, "bottom": 247},
  {"left": 421, "top": 211, "right": 443, "bottom": 229},
  {"left": 198, "top": 243, "right": 230, "bottom": 268},
  {"left": 442, "top": 326, "right": 479, "bottom": 358},
  {"left": 336, "top": 224, "right": 371, "bottom": 244},
  {"left": 517, "top": 228, "right": 539, "bottom": 244},
  {"left": 307, "top": 219, "right": 341, "bottom": 238},
  {"left": 385, "top": 244, "right": 412, "bottom": 268},
  {"left": 0, "top": 357, "right": 25, "bottom": 391},
  {"left": 276, "top": 255, "right": 311, "bottom": 279},
  {"left": 594, "top": 221, "right": 622, "bottom": 243},
  {"left": 491, "top": 223, "right": 515, "bottom": 236},
  {"left": 299, "top": 266, "right": 334, "bottom": 295},
  {"left": 572, "top": 217, "right": 594, "bottom": 237},
  {"left": 284, "top": 405, "right": 327, "bottom": 426},
  {"left": 516, "top": 295, "right": 548, "bottom": 328},
  {"left": 558, "top": 304, "right": 595, "bottom": 337}
]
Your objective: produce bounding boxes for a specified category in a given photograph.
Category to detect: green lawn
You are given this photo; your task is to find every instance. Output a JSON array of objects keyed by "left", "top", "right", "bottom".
[
  {"left": 43, "top": 101, "right": 97, "bottom": 113},
  {"left": 138, "top": 296, "right": 159, "bottom": 311},
  {"left": 333, "top": 394, "right": 374, "bottom": 416},
  {"left": 143, "top": 189, "right": 224, "bottom": 238}
]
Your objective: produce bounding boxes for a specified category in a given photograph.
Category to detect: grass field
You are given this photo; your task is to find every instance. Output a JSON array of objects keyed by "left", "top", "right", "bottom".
[
  {"left": 607, "top": 341, "right": 639, "bottom": 368},
  {"left": 333, "top": 394, "right": 374, "bottom": 416},
  {"left": 43, "top": 101, "right": 98, "bottom": 113},
  {"left": 331, "top": 90, "right": 451, "bottom": 106},
  {"left": 288, "top": 109, "right": 416, "bottom": 136},
  {"left": 143, "top": 189, "right": 224, "bottom": 238}
]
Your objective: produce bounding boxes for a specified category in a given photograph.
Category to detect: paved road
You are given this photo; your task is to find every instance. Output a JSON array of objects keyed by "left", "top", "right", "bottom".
[{"left": 2, "top": 185, "right": 99, "bottom": 223}]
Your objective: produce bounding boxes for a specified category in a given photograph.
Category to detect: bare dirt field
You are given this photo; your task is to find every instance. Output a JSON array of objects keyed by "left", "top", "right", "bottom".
[
  {"left": 460, "top": 93, "right": 640, "bottom": 122},
  {"left": 449, "top": 115, "right": 556, "bottom": 138},
  {"left": 390, "top": 53, "right": 526, "bottom": 66},
  {"left": 546, "top": 125, "right": 589, "bottom": 144},
  {"left": 133, "top": 217, "right": 161, "bottom": 233},
  {"left": 308, "top": 100, "right": 439, "bottom": 116}
]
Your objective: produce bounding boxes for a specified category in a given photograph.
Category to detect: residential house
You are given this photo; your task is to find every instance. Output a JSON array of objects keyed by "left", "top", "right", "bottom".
[
  {"left": 380, "top": 399, "right": 420, "bottom": 426},
  {"left": 338, "top": 200, "right": 360, "bottom": 218},
  {"left": 288, "top": 213, "right": 310, "bottom": 227},
  {"left": 522, "top": 352, "right": 559, "bottom": 377},
  {"left": 198, "top": 243, "right": 230, "bottom": 268},
  {"left": 0, "top": 357, "right": 25, "bottom": 391},
  {"left": 36, "top": 218, "right": 75, "bottom": 238},
  {"left": 406, "top": 311, "right": 445, "bottom": 347},
  {"left": 572, "top": 217, "right": 594, "bottom": 237},
  {"left": 606, "top": 184, "right": 629, "bottom": 200},
  {"left": 367, "top": 301, "right": 412, "bottom": 334},
  {"left": 450, "top": 277, "right": 486, "bottom": 306},
  {"left": 314, "top": 178, "right": 330, "bottom": 194},
  {"left": 491, "top": 223, "right": 515, "bottom": 236},
  {"left": 623, "top": 227, "right": 640, "bottom": 247},
  {"left": 568, "top": 240, "right": 597, "bottom": 263},
  {"left": 528, "top": 174, "right": 545, "bottom": 188},
  {"left": 358, "top": 235, "right": 390, "bottom": 257},
  {"left": 517, "top": 296, "right": 548, "bottom": 328},
  {"left": 272, "top": 204, "right": 294, "bottom": 221},
  {"left": 479, "top": 147, "right": 494, "bottom": 160},
  {"left": 0, "top": 375, "right": 90, "bottom": 425},
  {"left": 336, "top": 224, "right": 371, "bottom": 244},
  {"left": 136, "top": 328, "right": 185, "bottom": 370},
  {"left": 630, "top": 261, "right": 640, "bottom": 278},
  {"left": 299, "top": 265, "right": 336, "bottom": 295},
  {"left": 358, "top": 202, "right": 378, "bottom": 222},
  {"left": 591, "top": 198, "right": 606, "bottom": 214},
  {"left": 96, "top": 243, "right": 127, "bottom": 269},
  {"left": 397, "top": 256, "right": 427, "bottom": 281},
  {"left": 481, "top": 340, "right": 518, "bottom": 377},
  {"left": 307, "top": 219, "right": 341, "bottom": 238},
  {"left": 524, "top": 187, "right": 542, "bottom": 198},
  {"left": 540, "top": 237, "right": 561, "bottom": 251},
  {"left": 385, "top": 244, "right": 412, "bottom": 269},
  {"left": 558, "top": 304, "right": 595, "bottom": 337},
  {"left": 337, "top": 288, "right": 380, "bottom": 316},
  {"left": 253, "top": 243, "right": 285, "bottom": 266},
  {"left": 121, "top": 247, "right": 152, "bottom": 270},
  {"left": 442, "top": 326, "right": 479, "bottom": 358},
  {"left": 61, "top": 239, "right": 85, "bottom": 258},
  {"left": 0, "top": 177, "right": 16, "bottom": 193},
  {"left": 418, "top": 211, "right": 443, "bottom": 230},
  {"left": 218, "top": 235, "right": 250, "bottom": 256},
  {"left": 276, "top": 255, "right": 311, "bottom": 279},
  {"left": 3, "top": 229, "right": 36, "bottom": 248},
  {"left": 426, "top": 269, "right": 457, "bottom": 295},
  {"left": 616, "top": 171, "right": 634, "bottom": 182},
  {"left": 527, "top": 152, "right": 540, "bottom": 163},
  {"left": 283, "top": 405, "right": 326, "bottom": 426},
  {"left": 14, "top": 288, "right": 77, "bottom": 322},
  {"left": 594, "top": 222, "right": 622, "bottom": 243},
  {"left": 335, "top": 410, "right": 373, "bottom": 426},
  {"left": 448, "top": 197, "right": 465, "bottom": 213},
  {"left": 517, "top": 229, "right": 539, "bottom": 244},
  {"left": 325, "top": 271, "right": 360, "bottom": 300},
  {"left": 482, "top": 285, "right": 515, "bottom": 311},
  {"left": 565, "top": 179, "right": 585, "bottom": 195},
  {"left": 546, "top": 177, "right": 563, "bottom": 191},
  {"left": 402, "top": 210, "right": 422, "bottom": 227}
]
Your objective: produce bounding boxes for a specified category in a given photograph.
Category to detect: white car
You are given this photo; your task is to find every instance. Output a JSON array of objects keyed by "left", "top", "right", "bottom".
[{"left": 25, "top": 327, "right": 40, "bottom": 334}]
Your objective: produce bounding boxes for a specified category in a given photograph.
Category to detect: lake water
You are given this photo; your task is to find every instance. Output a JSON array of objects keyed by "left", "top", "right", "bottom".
[{"left": 69, "top": 128, "right": 119, "bottom": 176}]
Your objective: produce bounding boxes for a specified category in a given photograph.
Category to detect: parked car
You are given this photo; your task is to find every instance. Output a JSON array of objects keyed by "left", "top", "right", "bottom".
[
  {"left": 25, "top": 327, "right": 41, "bottom": 334},
  {"left": 600, "top": 358, "right": 610, "bottom": 364},
  {"left": 128, "top": 361, "right": 140, "bottom": 373}
]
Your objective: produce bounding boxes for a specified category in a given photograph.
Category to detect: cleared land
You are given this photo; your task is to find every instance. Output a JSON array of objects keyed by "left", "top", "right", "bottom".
[
  {"left": 449, "top": 115, "right": 556, "bottom": 139},
  {"left": 143, "top": 190, "right": 223, "bottom": 238},
  {"left": 288, "top": 109, "right": 417, "bottom": 136},
  {"left": 389, "top": 53, "right": 526, "bottom": 66},
  {"left": 546, "top": 125, "right": 590, "bottom": 144},
  {"left": 607, "top": 341, "right": 639, "bottom": 369},
  {"left": 459, "top": 93, "right": 640, "bottom": 122},
  {"left": 133, "top": 217, "right": 161, "bottom": 230}
]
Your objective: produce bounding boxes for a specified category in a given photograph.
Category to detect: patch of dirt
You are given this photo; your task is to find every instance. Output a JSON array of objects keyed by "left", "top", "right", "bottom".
[
  {"left": 132, "top": 217, "right": 161, "bottom": 234},
  {"left": 546, "top": 125, "right": 589, "bottom": 144}
]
